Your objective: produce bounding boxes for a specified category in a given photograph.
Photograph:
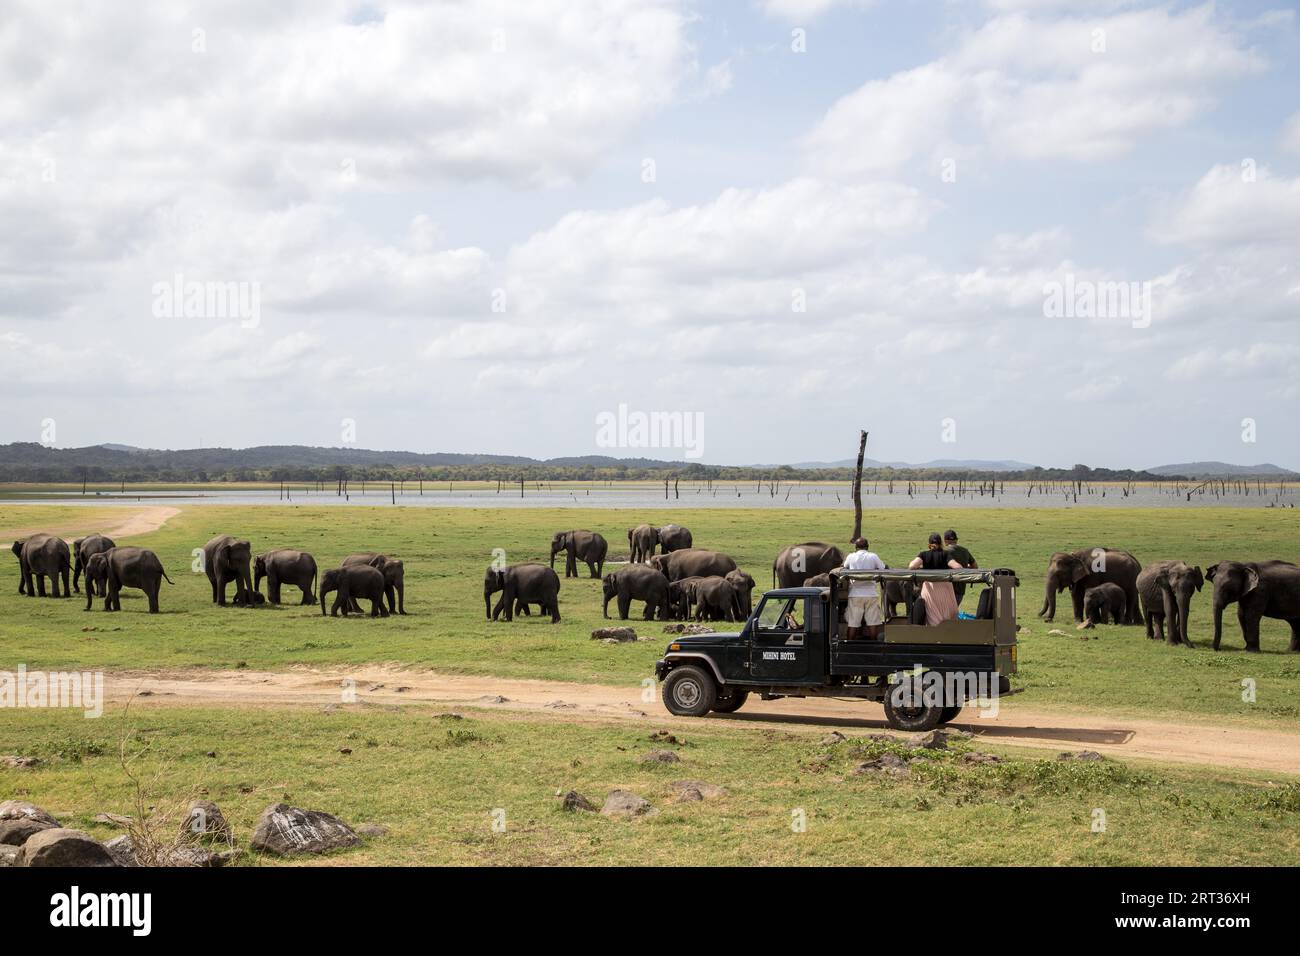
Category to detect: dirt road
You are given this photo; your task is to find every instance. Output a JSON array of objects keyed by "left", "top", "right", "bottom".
[
  {"left": 2, "top": 505, "right": 180, "bottom": 544},
  {"left": 103, "top": 665, "right": 1300, "bottom": 775}
]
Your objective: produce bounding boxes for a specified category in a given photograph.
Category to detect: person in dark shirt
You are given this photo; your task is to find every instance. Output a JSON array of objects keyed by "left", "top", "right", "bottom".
[
  {"left": 909, "top": 533, "right": 964, "bottom": 625},
  {"left": 944, "top": 529, "right": 977, "bottom": 605}
]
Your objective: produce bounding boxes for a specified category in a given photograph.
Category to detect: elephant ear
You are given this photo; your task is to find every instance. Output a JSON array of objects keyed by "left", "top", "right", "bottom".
[
  {"left": 1244, "top": 567, "right": 1260, "bottom": 595},
  {"left": 1205, "top": 563, "right": 1219, "bottom": 582},
  {"left": 1192, "top": 567, "right": 1204, "bottom": 591},
  {"left": 1069, "top": 560, "right": 1089, "bottom": 584},
  {"left": 217, "top": 544, "right": 229, "bottom": 566}
]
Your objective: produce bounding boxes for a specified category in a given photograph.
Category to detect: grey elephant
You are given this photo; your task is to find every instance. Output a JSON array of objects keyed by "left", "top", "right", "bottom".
[
  {"left": 602, "top": 565, "right": 670, "bottom": 620},
  {"left": 773, "top": 542, "right": 844, "bottom": 589},
  {"left": 657, "top": 524, "right": 693, "bottom": 554},
  {"left": 1137, "top": 561, "right": 1204, "bottom": 646},
  {"left": 1038, "top": 548, "right": 1142, "bottom": 624},
  {"left": 652, "top": 548, "right": 737, "bottom": 583},
  {"left": 627, "top": 525, "right": 658, "bottom": 563},
  {"left": 89, "top": 547, "right": 174, "bottom": 613},
  {"left": 72, "top": 534, "right": 115, "bottom": 595},
  {"left": 254, "top": 549, "right": 318, "bottom": 605},
  {"left": 320, "top": 565, "right": 389, "bottom": 617},
  {"left": 203, "top": 535, "right": 256, "bottom": 606},
  {"left": 485, "top": 563, "right": 561, "bottom": 622},
  {"left": 342, "top": 553, "right": 406, "bottom": 615},
  {"left": 726, "top": 569, "right": 757, "bottom": 618},
  {"left": 1207, "top": 560, "right": 1300, "bottom": 652},
  {"left": 667, "top": 576, "right": 705, "bottom": 620},
  {"left": 691, "top": 576, "right": 738, "bottom": 622},
  {"left": 550, "top": 531, "right": 607, "bottom": 579},
  {"left": 1081, "top": 583, "right": 1127, "bottom": 628},
  {"left": 12, "top": 533, "right": 72, "bottom": 598}
]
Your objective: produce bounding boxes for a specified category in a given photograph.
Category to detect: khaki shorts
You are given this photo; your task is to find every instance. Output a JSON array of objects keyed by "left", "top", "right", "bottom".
[{"left": 845, "top": 596, "right": 884, "bottom": 627}]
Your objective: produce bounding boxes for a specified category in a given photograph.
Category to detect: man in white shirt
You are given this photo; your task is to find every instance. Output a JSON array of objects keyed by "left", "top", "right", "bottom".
[{"left": 843, "top": 537, "right": 886, "bottom": 640}]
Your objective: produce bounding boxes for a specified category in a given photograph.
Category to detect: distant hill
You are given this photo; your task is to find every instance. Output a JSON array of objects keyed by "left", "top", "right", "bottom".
[
  {"left": 1147, "top": 461, "right": 1300, "bottom": 478},
  {"left": 0, "top": 442, "right": 1181, "bottom": 484},
  {"left": 786, "top": 458, "right": 1039, "bottom": 472}
]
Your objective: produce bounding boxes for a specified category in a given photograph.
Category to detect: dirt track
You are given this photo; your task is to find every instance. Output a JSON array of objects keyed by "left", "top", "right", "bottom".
[
  {"left": 103, "top": 665, "right": 1300, "bottom": 775},
  {"left": 2, "top": 506, "right": 180, "bottom": 545}
]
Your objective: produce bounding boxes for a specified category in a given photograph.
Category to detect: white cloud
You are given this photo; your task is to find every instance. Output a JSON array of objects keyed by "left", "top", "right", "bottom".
[
  {"left": 805, "top": 5, "right": 1263, "bottom": 174},
  {"left": 1280, "top": 110, "right": 1300, "bottom": 156},
  {"left": 1151, "top": 164, "right": 1300, "bottom": 246}
]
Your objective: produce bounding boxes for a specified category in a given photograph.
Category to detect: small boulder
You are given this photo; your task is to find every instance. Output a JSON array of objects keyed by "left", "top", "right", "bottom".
[
  {"left": 0, "top": 755, "right": 40, "bottom": 769},
  {"left": 960, "top": 752, "right": 1004, "bottom": 765},
  {"left": 0, "top": 818, "right": 58, "bottom": 846},
  {"left": 182, "top": 800, "right": 233, "bottom": 845},
  {"left": 676, "top": 787, "right": 703, "bottom": 803},
  {"left": 853, "top": 754, "right": 910, "bottom": 776},
  {"left": 0, "top": 800, "right": 59, "bottom": 828},
  {"left": 909, "top": 730, "right": 953, "bottom": 750},
  {"left": 16, "top": 828, "right": 116, "bottom": 867},
  {"left": 1048, "top": 628, "right": 1068, "bottom": 636},
  {"left": 356, "top": 824, "right": 389, "bottom": 837},
  {"left": 250, "top": 804, "right": 360, "bottom": 856},
  {"left": 591, "top": 627, "right": 638, "bottom": 642},
  {"left": 821, "top": 732, "right": 847, "bottom": 745},
  {"left": 1058, "top": 750, "right": 1105, "bottom": 762},
  {"left": 601, "top": 790, "right": 654, "bottom": 817},
  {"left": 558, "top": 791, "right": 596, "bottom": 813},
  {"left": 641, "top": 749, "right": 681, "bottom": 764},
  {"left": 92, "top": 812, "right": 134, "bottom": 829},
  {"left": 668, "top": 780, "right": 726, "bottom": 800},
  {"left": 662, "top": 623, "right": 715, "bottom": 635},
  {"left": 0, "top": 845, "right": 18, "bottom": 867},
  {"left": 104, "top": 835, "right": 139, "bottom": 867}
]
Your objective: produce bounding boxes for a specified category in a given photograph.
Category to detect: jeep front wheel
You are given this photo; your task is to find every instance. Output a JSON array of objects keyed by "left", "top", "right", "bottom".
[{"left": 662, "top": 665, "right": 717, "bottom": 717}]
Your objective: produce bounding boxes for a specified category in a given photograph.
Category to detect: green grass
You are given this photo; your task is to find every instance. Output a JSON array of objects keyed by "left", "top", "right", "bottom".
[
  {"left": 2, "top": 504, "right": 1299, "bottom": 725},
  {"left": 1, "top": 702, "right": 1296, "bottom": 865}
]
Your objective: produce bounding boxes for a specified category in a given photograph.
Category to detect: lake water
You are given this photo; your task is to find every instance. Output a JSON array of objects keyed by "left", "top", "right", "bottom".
[{"left": 4, "top": 481, "right": 1296, "bottom": 510}]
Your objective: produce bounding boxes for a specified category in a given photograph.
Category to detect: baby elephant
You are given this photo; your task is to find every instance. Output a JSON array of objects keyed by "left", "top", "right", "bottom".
[
  {"left": 84, "top": 547, "right": 174, "bottom": 613},
  {"left": 1081, "top": 583, "right": 1127, "bottom": 628},
  {"left": 320, "top": 565, "right": 389, "bottom": 618}
]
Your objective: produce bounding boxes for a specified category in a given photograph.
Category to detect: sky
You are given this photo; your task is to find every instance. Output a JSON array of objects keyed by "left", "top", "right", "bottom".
[{"left": 1, "top": 0, "right": 1298, "bottom": 469}]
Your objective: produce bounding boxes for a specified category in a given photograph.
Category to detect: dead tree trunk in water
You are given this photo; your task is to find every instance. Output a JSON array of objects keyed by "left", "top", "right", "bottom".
[{"left": 851, "top": 430, "right": 868, "bottom": 541}]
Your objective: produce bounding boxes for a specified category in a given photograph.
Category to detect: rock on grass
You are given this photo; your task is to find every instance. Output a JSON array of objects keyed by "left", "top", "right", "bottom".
[
  {"left": 17, "top": 829, "right": 116, "bottom": 867},
  {"left": 601, "top": 790, "right": 654, "bottom": 817},
  {"left": 250, "top": 804, "right": 359, "bottom": 856}
]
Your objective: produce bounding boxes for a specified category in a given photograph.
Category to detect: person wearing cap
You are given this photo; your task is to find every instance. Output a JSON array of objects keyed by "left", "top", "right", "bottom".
[
  {"left": 943, "top": 529, "right": 977, "bottom": 605},
  {"left": 842, "top": 536, "right": 885, "bottom": 639},
  {"left": 908, "top": 532, "right": 964, "bottom": 625}
]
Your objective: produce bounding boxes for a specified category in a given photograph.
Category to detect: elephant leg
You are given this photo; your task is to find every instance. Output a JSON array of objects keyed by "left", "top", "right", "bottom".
[
  {"left": 642, "top": 598, "right": 655, "bottom": 621},
  {"left": 60, "top": 566, "right": 70, "bottom": 597},
  {"left": 1238, "top": 607, "right": 1260, "bottom": 652},
  {"left": 1143, "top": 609, "right": 1154, "bottom": 639},
  {"left": 148, "top": 582, "right": 160, "bottom": 614},
  {"left": 1070, "top": 585, "right": 1085, "bottom": 623},
  {"left": 618, "top": 593, "right": 631, "bottom": 620},
  {"left": 549, "top": 597, "right": 560, "bottom": 624},
  {"left": 1289, "top": 619, "right": 1300, "bottom": 653}
]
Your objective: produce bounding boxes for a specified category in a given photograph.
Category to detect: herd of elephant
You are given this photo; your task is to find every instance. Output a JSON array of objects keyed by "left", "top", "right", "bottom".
[
  {"left": 1039, "top": 547, "right": 1300, "bottom": 652},
  {"left": 12, "top": 525, "right": 1300, "bottom": 653},
  {"left": 9, "top": 532, "right": 407, "bottom": 618}
]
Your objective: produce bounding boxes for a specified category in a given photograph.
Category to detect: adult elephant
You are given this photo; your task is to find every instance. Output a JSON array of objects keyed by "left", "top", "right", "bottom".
[
  {"left": 627, "top": 525, "right": 658, "bottom": 564},
  {"left": 72, "top": 534, "right": 115, "bottom": 595},
  {"left": 320, "top": 565, "right": 388, "bottom": 618},
  {"left": 657, "top": 525, "right": 693, "bottom": 554},
  {"left": 773, "top": 542, "right": 844, "bottom": 589},
  {"left": 342, "top": 553, "right": 406, "bottom": 615},
  {"left": 726, "top": 569, "right": 756, "bottom": 618},
  {"left": 655, "top": 548, "right": 737, "bottom": 583},
  {"left": 1207, "top": 560, "right": 1300, "bottom": 652},
  {"left": 550, "top": 531, "right": 607, "bottom": 579},
  {"left": 1038, "top": 548, "right": 1141, "bottom": 624},
  {"left": 1137, "top": 561, "right": 1204, "bottom": 646},
  {"left": 255, "top": 549, "right": 318, "bottom": 605},
  {"left": 12, "top": 534, "right": 71, "bottom": 598},
  {"left": 485, "top": 563, "right": 561, "bottom": 623},
  {"left": 93, "top": 547, "right": 174, "bottom": 613},
  {"left": 203, "top": 535, "right": 255, "bottom": 607},
  {"left": 602, "top": 565, "right": 670, "bottom": 620}
]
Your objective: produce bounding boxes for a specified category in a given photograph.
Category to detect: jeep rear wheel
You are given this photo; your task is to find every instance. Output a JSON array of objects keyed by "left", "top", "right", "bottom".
[
  {"left": 883, "top": 676, "right": 944, "bottom": 732},
  {"left": 662, "top": 665, "right": 717, "bottom": 717},
  {"left": 939, "top": 705, "right": 964, "bottom": 724},
  {"left": 711, "top": 688, "right": 749, "bottom": 714}
]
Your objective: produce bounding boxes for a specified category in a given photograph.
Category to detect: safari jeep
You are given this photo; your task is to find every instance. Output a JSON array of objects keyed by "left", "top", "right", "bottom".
[{"left": 655, "top": 567, "right": 1020, "bottom": 731}]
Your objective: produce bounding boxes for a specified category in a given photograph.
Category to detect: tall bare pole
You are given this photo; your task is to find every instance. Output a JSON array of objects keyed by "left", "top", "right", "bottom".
[{"left": 851, "top": 430, "right": 868, "bottom": 541}]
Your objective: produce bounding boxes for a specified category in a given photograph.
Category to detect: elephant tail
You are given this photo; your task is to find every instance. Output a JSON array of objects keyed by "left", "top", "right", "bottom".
[{"left": 161, "top": 569, "right": 175, "bottom": 585}]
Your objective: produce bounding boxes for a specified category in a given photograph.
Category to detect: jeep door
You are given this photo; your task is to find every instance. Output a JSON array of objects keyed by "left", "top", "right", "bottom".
[{"left": 749, "top": 595, "right": 812, "bottom": 681}]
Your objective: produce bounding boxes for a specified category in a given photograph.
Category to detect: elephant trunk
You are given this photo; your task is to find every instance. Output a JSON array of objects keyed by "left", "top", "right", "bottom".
[
  {"left": 1212, "top": 601, "right": 1224, "bottom": 649},
  {"left": 603, "top": 591, "right": 611, "bottom": 619},
  {"left": 1039, "top": 579, "right": 1055, "bottom": 619},
  {"left": 1177, "top": 591, "right": 1193, "bottom": 646},
  {"left": 484, "top": 591, "right": 493, "bottom": 621},
  {"left": 320, "top": 587, "right": 329, "bottom": 616}
]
